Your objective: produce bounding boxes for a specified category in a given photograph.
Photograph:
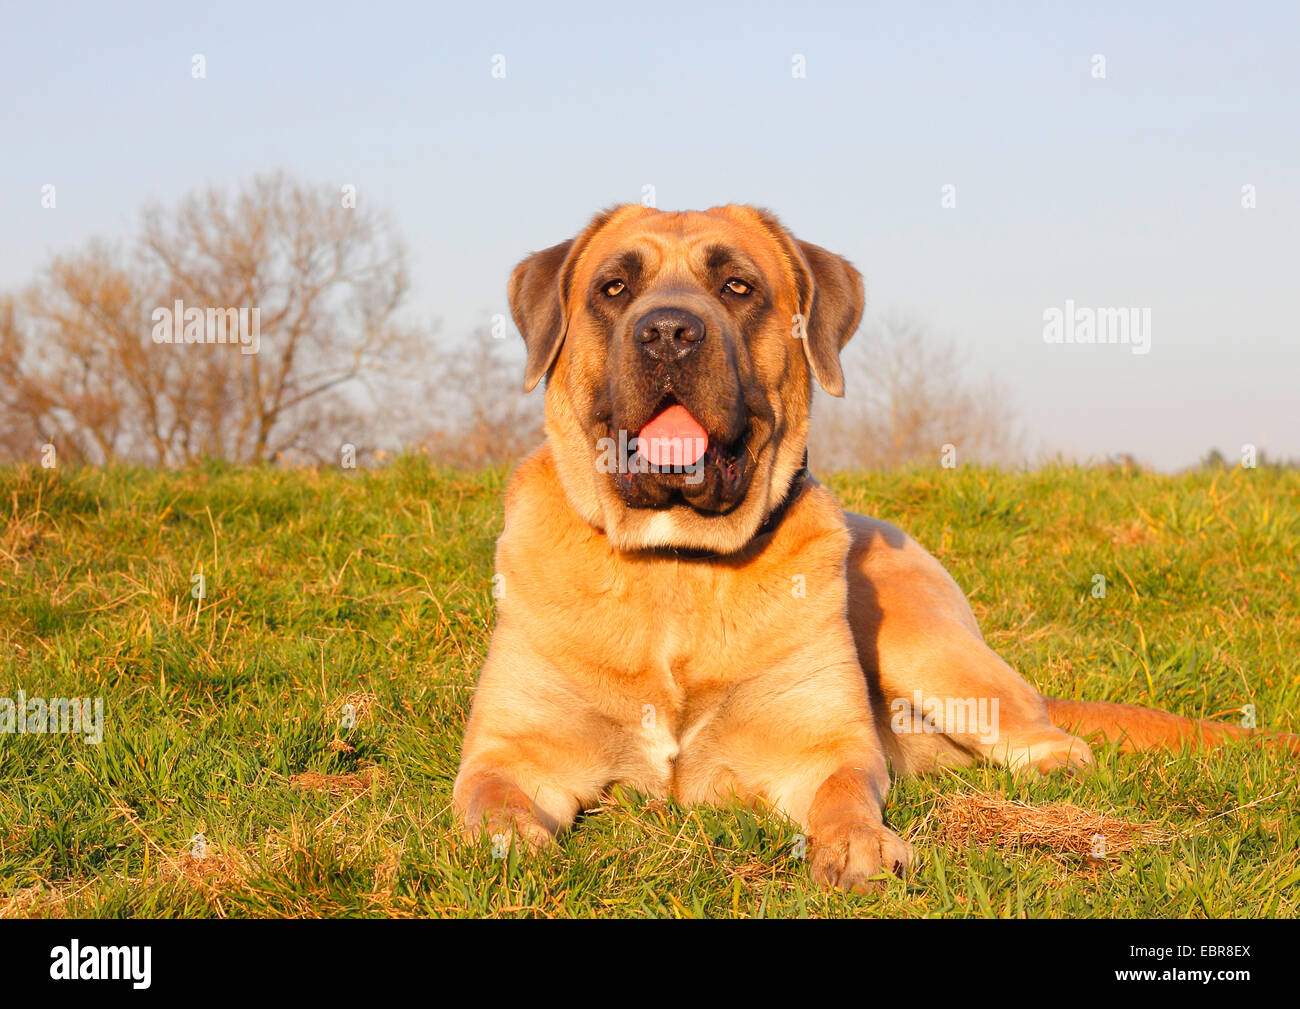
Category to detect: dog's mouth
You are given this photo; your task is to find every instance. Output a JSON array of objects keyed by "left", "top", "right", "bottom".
[{"left": 608, "top": 397, "right": 753, "bottom": 512}]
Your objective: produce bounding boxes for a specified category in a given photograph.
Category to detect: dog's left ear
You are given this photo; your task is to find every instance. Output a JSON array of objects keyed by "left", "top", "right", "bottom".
[
  {"left": 790, "top": 240, "right": 864, "bottom": 398},
  {"left": 742, "top": 207, "right": 864, "bottom": 397}
]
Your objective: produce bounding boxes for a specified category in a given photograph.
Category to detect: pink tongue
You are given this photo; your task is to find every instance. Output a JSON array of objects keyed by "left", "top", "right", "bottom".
[{"left": 637, "top": 404, "right": 709, "bottom": 467}]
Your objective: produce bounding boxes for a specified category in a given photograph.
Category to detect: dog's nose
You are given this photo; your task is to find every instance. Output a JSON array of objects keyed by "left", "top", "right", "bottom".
[{"left": 635, "top": 308, "right": 705, "bottom": 363}]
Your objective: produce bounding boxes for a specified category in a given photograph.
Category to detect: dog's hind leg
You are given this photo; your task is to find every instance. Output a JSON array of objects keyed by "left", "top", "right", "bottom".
[
  {"left": 869, "top": 629, "right": 1096, "bottom": 775},
  {"left": 845, "top": 513, "right": 1094, "bottom": 776},
  {"left": 844, "top": 513, "right": 1294, "bottom": 767}
]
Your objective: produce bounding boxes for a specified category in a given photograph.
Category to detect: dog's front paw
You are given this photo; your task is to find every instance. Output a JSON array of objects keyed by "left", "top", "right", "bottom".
[
  {"left": 810, "top": 819, "right": 913, "bottom": 893},
  {"left": 458, "top": 776, "right": 560, "bottom": 852},
  {"left": 476, "top": 811, "right": 555, "bottom": 855}
]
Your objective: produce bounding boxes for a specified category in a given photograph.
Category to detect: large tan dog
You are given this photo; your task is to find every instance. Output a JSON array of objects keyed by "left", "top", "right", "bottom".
[{"left": 454, "top": 204, "right": 1286, "bottom": 891}]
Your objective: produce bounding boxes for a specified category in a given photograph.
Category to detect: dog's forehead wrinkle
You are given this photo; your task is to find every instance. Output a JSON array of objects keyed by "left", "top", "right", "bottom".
[
  {"left": 635, "top": 279, "right": 713, "bottom": 303},
  {"left": 700, "top": 242, "right": 762, "bottom": 277},
  {"left": 591, "top": 248, "right": 646, "bottom": 283}
]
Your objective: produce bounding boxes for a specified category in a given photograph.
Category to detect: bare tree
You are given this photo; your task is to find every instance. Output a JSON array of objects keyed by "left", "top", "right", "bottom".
[
  {"left": 809, "top": 314, "right": 1021, "bottom": 470},
  {"left": 0, "top": 173, "right": 427, "bottom": 465},
  {"left": 418, "top": 327, "right": 544, "bottom": 466},
  {"left": 0, "top": 242, "right": 160, "bottom": 463}
]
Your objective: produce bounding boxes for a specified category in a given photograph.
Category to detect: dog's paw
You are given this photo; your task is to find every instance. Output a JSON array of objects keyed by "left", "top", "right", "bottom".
[
  {"left": 475, "top": 811, "right": 555, "bottom": 855},
  {"left": 1033, "top": 735, "right": 1096, "bottom": 776},
  {"left": 457, "top": 777, "right": 560, "bottom": 852},
  {"left": 810, "top": 819, "right": 913, "bottom": 894}
]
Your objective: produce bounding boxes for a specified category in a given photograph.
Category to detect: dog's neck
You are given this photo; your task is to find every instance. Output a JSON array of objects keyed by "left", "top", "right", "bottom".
[
  {"left": 755, "top": 449, "right": 810, "bottom": 537},
  {"left": 655, "top": 451, "right": 811, "bottom": 561}
]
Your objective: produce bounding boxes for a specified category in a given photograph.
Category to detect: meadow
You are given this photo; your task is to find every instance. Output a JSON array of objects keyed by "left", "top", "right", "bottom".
[{"left": 1, "top": 458, "right": 1296, "bottom": 918}]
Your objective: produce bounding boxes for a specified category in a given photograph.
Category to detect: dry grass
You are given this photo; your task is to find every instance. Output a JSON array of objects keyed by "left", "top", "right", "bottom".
[
  {"left": 930, "top": 788, "right": 1171, "bottom": 856},
  {"left": 0, "top": 884, "right": 67, "bottom": 918},
  {"left": 289, "top": 766, "right": 385, "bottom": 797}
]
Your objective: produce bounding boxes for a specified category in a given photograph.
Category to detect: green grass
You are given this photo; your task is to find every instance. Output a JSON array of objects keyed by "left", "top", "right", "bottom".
[{"left": 1, "top": 457, "right": 1297, "bottom": 918}]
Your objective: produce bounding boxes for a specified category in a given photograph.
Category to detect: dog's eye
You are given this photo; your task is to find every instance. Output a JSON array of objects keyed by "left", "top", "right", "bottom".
[
  {"left": 602, "top": 280, "right": 626, "bottom": 297},
  {"left": 724, "top": 279, "right": 751, "bottom": 296}
]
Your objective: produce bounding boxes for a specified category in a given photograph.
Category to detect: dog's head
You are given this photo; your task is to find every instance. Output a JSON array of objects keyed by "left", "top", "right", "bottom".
[{"left": 509, "top": 204, "right": 863, "bottom": 554}]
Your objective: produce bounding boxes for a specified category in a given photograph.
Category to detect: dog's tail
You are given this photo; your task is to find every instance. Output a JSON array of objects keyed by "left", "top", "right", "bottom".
[{"left": 1041, "top": 696, "right": 1300, "bottom": 755}]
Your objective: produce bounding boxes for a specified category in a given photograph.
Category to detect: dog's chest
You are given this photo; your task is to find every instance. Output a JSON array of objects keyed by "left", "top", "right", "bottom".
[
  {"left": 498, "top": 485, "right": 853, "bottom": 794},
  {"left": 635, "top": 699, "right": 683, "bottom": 791},
  {"left": 575, "top": 561, "right": 792, "bottom": 793},
  {"left": 592, "top": 560, "right": 776, "bottom": 682}
]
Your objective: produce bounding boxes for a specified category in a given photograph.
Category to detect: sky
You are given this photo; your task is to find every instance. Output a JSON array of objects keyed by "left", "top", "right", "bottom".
[{"left": 2, "top": 0, "right": 1297, "bottom": 469}]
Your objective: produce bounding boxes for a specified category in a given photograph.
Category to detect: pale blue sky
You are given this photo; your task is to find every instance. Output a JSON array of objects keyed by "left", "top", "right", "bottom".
[{"left": 2, "top": 0, "right": 1296, "bottom": 468}]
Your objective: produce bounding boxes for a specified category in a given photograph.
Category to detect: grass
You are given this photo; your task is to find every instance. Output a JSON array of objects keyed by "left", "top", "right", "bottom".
[{"left": 0, "top": 456, "right": 1297, "bottom": 918}]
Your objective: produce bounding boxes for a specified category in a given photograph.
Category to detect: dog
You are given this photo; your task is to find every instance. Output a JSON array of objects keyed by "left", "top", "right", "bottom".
[{"left": 453, "top": 203, "right": 1290, "bottom": 891}]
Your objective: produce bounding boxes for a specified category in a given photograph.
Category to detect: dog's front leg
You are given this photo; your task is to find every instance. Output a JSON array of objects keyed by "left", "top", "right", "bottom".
[
  {"left": 803, "top": 757, "right": 912, "bottom": 892},
  {"left": 710, "top": 655, "right": 913, "bottom": 893},
  {"left": 454, "top": 768, "right": 573, "bottom": 851},
  {"left": 453, "top": 649, "right": 610, "bottom": 852}
]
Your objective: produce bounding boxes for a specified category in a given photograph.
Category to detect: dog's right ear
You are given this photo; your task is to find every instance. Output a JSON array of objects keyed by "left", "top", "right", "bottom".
[
  {"left": 510, "top": 206, "right": 646, "bottom": 393},
  {"left": 509, "top": 238, "right": 574, "bottom": 393}
]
